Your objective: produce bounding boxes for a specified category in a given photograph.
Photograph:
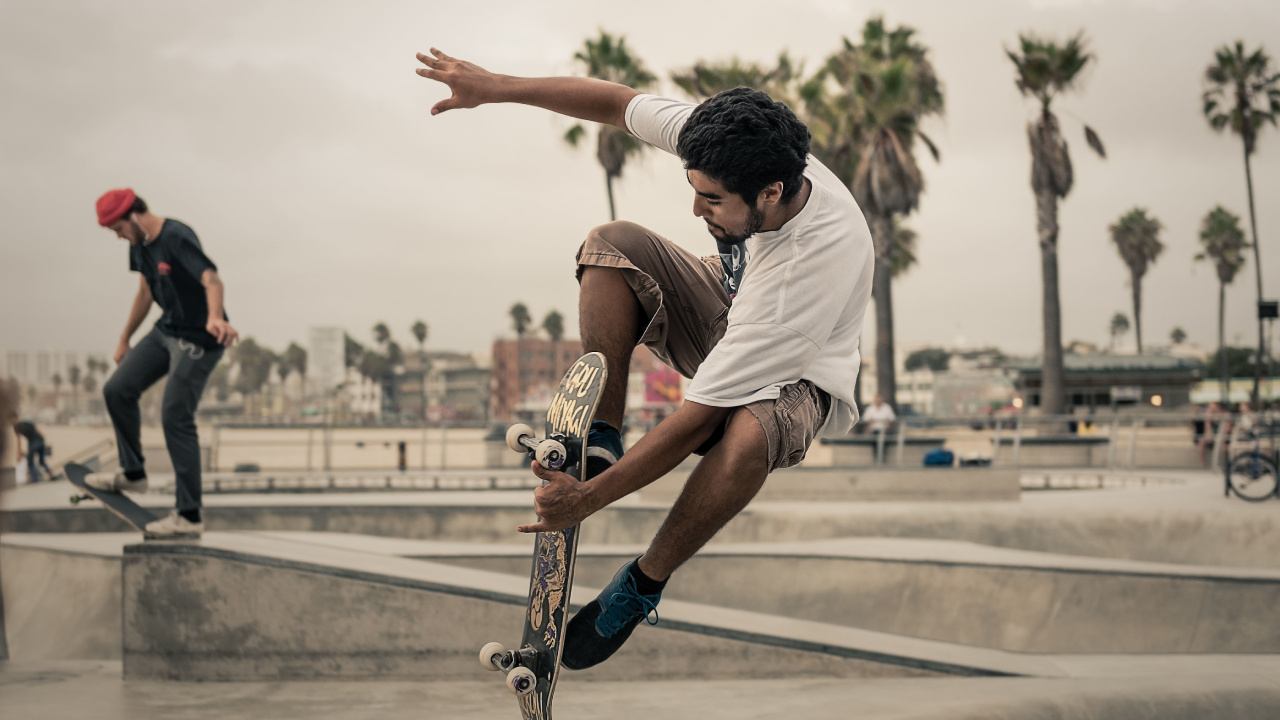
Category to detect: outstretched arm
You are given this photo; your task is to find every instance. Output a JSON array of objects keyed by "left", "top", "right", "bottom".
[{"left": 414, "top": 48, "right": 639, "bottom": 130}]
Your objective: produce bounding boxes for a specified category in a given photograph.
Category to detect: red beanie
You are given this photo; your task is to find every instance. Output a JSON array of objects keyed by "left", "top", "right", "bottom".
[{"left": 96, "top": 188, "right": 137, "bottom": 226}]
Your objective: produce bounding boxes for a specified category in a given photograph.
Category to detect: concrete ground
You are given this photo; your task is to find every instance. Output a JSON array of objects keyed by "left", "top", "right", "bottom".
[
  {"left": 3, "top": 659, "right": 1279, "bottom": 720},
  {"left": 6, "top": 468, "right": 1280, "bottom": 718}
]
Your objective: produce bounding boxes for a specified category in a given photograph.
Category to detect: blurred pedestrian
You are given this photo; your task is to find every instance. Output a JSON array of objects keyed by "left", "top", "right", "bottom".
[{"left": 14, "top": 419, "right": 53, "bottom": 483}]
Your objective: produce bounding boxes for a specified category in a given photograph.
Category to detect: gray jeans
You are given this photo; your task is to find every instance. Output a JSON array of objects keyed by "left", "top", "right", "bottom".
[{"left": 103, "top": 327, "right": 222, "bottom": 512}]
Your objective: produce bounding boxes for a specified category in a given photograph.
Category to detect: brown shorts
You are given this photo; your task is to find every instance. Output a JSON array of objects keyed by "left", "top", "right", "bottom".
[{"left": 576, "top": 221, "right": 830, "bottom": 472}]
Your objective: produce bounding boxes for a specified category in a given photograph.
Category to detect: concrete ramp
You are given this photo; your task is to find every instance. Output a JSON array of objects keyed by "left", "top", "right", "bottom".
[{"left": 119, "top": 532, "right": 1059, "bottom": 681}]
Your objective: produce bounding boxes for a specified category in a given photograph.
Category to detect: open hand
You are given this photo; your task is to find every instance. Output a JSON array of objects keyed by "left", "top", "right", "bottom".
[
  {"left": 414, "top": 48, "right": 501, "bottom": 115},
  {"left": 516, "top": 461, "right": 598, "bottom": 534}
]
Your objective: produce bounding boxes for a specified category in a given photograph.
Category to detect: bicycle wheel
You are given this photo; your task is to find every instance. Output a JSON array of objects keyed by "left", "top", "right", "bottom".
[{"left": 1228, "top": 452, "right": 1280, "bottom": 502}]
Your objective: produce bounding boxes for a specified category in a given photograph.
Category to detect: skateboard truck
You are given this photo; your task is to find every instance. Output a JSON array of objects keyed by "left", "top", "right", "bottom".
[
  {"left": 70, "top": 493, "right": 93, "bottom": 505},
  {"left": 505, "top": 423, "right": 575, "bottom": 471},
  {"left": 479, "top": 642, "right": 539, "bottom": 696}
]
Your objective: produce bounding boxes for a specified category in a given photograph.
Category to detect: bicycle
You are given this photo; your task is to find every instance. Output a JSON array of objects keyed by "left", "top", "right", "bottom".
[{"left": 1226, "top": 417, "right": 1279, "bottom": 502}]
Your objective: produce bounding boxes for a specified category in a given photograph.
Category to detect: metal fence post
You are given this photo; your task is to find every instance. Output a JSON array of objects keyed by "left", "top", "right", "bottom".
[
  {"left": 1127, "top": 419, "right": 1141, "bottom": 469},
  {"left": 1012, "top": 415, "right": 1023, "bottom": 467},
  {"left": 992, "top": 419, "right": 1003, "bottom": 466},
  {"left": 875, "top": 429, "right": 886, "bottom": 465},
  {"left": 421, "top": 424, "right": 428, "bottom": 471},
  {"left": 1107, "top": 419, "right": 1119, "bottom": 469},
  {"left": 895, "top": 420, "right": 907, "bottom": 465},
  {"left": 441, "top": 425, "right": 448, "bottom": 470}
]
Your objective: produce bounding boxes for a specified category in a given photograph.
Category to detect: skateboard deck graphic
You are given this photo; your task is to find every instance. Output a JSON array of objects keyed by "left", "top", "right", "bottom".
[
  {"left": 65, "top": 461, "right": 158, "bottom": 532},
  {"left": 481, "top": 352, "right": 608, "bottom": 720}
]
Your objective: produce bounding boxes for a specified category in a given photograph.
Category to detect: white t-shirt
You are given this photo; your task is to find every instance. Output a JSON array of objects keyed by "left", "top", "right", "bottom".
[
  {"left": 861, "top": 403, "right": 896, "bottom": 432},
  {"left": 624, "top": 94, "right": 874, "bottom": 437}
]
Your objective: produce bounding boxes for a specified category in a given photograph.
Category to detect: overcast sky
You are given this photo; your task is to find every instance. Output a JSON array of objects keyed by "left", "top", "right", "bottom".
[{"left": 2, "top": 0, "right": 1277, "bottom": 360}]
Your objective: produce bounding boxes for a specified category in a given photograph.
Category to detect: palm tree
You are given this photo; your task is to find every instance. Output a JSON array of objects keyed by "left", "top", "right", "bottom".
[
  {"left": 1108, "top": 208, "right": 1165, "bottom": 354},
  {"left": 509, "top": 302, "right": 532, "bottom": 338},
  {"left": 542, "top": 310, "right": 565, "bottom": 342},
  {"left": 68, "top": 365, "right": 81, "bottom": 411},
  {"left": 1203, "top": 41, "right": 1280, "bottom": 405},
  {"left": 1109, "top": 312, "right": 1130, "bottom": 351},
  {"left": 1196, "top": 206, "right": 1250, "bottom": 403},
  {"left": 372, "top": 322, "right": 391, "bottom": 347},
  {"left": 564, "top": 30, "right": 657, "bottom": 221},
  {"left": 411, "top": 320, "right": 428, "bottom": 352},
  {"left": 809, "top": 18, "right": 944, "bottom": 410},
  {"left": 51, "top": 373, "right": 62, "bottom": 398},
  {"left": 1007, "top": 31, "right": 1107, "bottom": 415},
  {"left": 1170, "top": 327, "right": 1187, "bottom": 345},
  {"left": 672, "top": 53, "right": 802, "bottom": 107},
  {"left": 282, "top": 342, "right": 307, "bottom": 381}
]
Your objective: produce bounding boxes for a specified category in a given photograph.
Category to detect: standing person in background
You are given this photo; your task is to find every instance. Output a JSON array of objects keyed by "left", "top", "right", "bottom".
[
  {"left": 89, "top": 189, "right": 238, "bottom": 538},
  {"left": 14, "top": 419, "right": 53, "bottom": 483},
  {"left": 861, "top": 394, "right": 897, "bottom": 434}
]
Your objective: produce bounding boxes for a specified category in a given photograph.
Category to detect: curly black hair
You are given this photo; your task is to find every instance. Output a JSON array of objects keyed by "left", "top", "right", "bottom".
[{"left": 676, "top": 87, "right": 810, "bottom": 206}]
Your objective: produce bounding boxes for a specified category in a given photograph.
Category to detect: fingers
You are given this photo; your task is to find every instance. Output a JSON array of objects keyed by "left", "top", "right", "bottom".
[
  {"left": 517, "top": 521, "right": 549, "bottom": 534},
  {"left": 431, "top": 47, "right": 454, "bottom": 61},
  {"left": 430, "top": 96, "right": 458, "bottom": 115}
]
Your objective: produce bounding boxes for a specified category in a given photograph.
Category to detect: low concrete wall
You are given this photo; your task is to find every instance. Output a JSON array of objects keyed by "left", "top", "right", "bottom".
[
  {"left": 640, "top": 467, "right": 1021, "bottom": 503},
  {"left": 566, "top": 553, "right": 1280, "bottom": 654},
  {"left": 1, "top": 545, "right": 121, "bottom": 660},
  {"left": 822, "top": 437, "right": 946, "bottom": 466},
  {"left": 122, "top": 536, "right": 1043, "bottom": 681}
]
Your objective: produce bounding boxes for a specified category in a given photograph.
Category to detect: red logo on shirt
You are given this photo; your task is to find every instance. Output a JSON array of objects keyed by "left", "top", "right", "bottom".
[{"left": 158, "top": 262, "right": 171, "bottom": 276}]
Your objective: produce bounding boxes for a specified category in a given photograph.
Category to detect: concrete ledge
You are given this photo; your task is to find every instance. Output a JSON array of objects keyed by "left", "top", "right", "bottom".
[
  {"left": 639, "top": 467, "right": 1021, "bottom": 503},
  {"left": 120, "top": 533, "right": 1052, "bottom": 681},
  {"left": 1, "top": 535, "right": 127, "bottom": 660},
  {"left": 264, "top": 533, "right": 1280, "bottom": 654}
]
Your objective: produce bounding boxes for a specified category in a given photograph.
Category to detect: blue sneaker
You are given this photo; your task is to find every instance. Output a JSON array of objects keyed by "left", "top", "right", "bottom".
[
  {"left": 585, "top": 420, "right": 624, "bottom": 480},
  {"left": 562, "top": 559, "right": 661, "bottom": 670}
]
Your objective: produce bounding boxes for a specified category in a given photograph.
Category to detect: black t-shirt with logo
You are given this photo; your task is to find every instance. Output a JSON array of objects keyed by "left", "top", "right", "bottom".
[{"left": 129, "top": 219, "right": 227, "bottom": 349}]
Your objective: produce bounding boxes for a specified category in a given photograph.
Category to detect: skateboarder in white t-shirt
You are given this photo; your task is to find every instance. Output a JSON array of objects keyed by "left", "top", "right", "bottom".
[{"left": 415, "top": 48, "right": 874, "bottom": 669}]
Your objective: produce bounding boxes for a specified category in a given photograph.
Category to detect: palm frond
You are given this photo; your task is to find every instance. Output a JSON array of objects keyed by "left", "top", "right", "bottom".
[{"left": 1083, "top": 124, "right": 1106, "bottom": 158}]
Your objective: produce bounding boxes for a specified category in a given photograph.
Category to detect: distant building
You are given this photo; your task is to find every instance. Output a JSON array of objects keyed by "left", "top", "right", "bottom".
[
  {"left": 1, "top": 349, "right": 112, "bottom": 389},
  {"left": 307, "top": 327, "right": 345, "bottom": 393},
  {"left": 491, "top": 338, "right": 583, "bottom": 421},
  {"left": 1010, "top": 354, "right": 1203, "bottom": 412}
]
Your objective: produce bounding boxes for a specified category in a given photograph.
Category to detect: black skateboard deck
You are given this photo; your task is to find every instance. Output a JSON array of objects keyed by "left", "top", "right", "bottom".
[
  {"left": 66, "top": 462, "right": 159, "bottom": 533},
  {"left": 482, "top": 352, "right": 608, "bottom": 720}
]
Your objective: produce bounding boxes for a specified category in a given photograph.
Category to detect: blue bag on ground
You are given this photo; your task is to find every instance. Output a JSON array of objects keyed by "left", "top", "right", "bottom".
[{"left": 923, "top": 447, "right": 954, "bottom": 467}]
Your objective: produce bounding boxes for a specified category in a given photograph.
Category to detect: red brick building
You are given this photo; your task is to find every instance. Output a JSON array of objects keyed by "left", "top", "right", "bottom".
[{"left": 490, "top": 338, "right": 583, "bottom": 421}]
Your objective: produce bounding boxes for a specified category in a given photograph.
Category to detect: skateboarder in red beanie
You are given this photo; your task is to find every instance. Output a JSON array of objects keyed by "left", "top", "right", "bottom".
[{"left": 89, "top": 189, "right": 238, "bottom": 538}]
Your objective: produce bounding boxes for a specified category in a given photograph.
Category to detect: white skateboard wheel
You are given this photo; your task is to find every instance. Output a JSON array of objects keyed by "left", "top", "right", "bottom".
[
  {"left": 535, "top": 439, "right": 567, "bottom": 470},
  {"left": 506, "top": 424, "right": 535, "bottom": 453},
  {"left": 479, "top": 641, "right": 507, "bottom": 671},
  {"left": 505, "top": 666, "right": 536, "bottom": 696}
]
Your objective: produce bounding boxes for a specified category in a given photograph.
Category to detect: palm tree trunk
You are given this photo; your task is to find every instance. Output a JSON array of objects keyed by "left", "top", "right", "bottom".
[
  {"left": 1243, "top": 143, "right": 1265, "bottom": 407},
  {"left": 1220, "top": 281, "right": 1229, "bottom": 404},
  {"left": 1036, "top": 189, "right": 1065, "bottom": 415},
  {"left": 1132, "top": 274, "right": 1143, "bottom": 355},
  {"left": 867, "top": 214, "right": 897, "bottom": 411},
  {"left": 873, "top": 257, "right": 896, "bottom": 412},
  {"left": 605, "top": 171, "right": 617, "bottom": 222}
]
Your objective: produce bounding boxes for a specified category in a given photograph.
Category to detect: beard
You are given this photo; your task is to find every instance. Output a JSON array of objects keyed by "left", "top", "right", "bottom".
[{"left": 707, "top": 203, "right": 766, "bottom": 246}]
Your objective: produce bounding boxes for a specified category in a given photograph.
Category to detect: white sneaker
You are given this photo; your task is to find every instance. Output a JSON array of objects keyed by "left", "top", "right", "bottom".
[
  {"left": 144, "top": 509, "right": 203, "bottom": 539},
  {"left": 85, "top": 472, "right": 149, "bottom": 493}
]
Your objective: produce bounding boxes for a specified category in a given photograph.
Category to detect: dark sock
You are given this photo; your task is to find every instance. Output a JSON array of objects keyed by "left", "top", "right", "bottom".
[
  {"left": 628, "top": 558, "right": 667, "bottom": 596},
  {"left": 124, "top": 469, "right": 147, "bottom": 482},
  {"left": 179, "top": 509, "right": 201, "bottom": 524}
]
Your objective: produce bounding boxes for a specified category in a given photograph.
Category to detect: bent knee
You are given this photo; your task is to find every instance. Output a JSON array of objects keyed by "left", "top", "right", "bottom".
[{"left": 581, "top": 221, "right": 655, "bottom": 259}]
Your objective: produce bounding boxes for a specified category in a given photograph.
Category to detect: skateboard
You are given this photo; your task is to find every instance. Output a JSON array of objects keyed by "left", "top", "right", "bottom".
[
  {"left": 479, "top": 352, "right": 608, "bottom": 720},
  {"left": 66, "top": 462, "right": 160, "bottom": 535}
]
